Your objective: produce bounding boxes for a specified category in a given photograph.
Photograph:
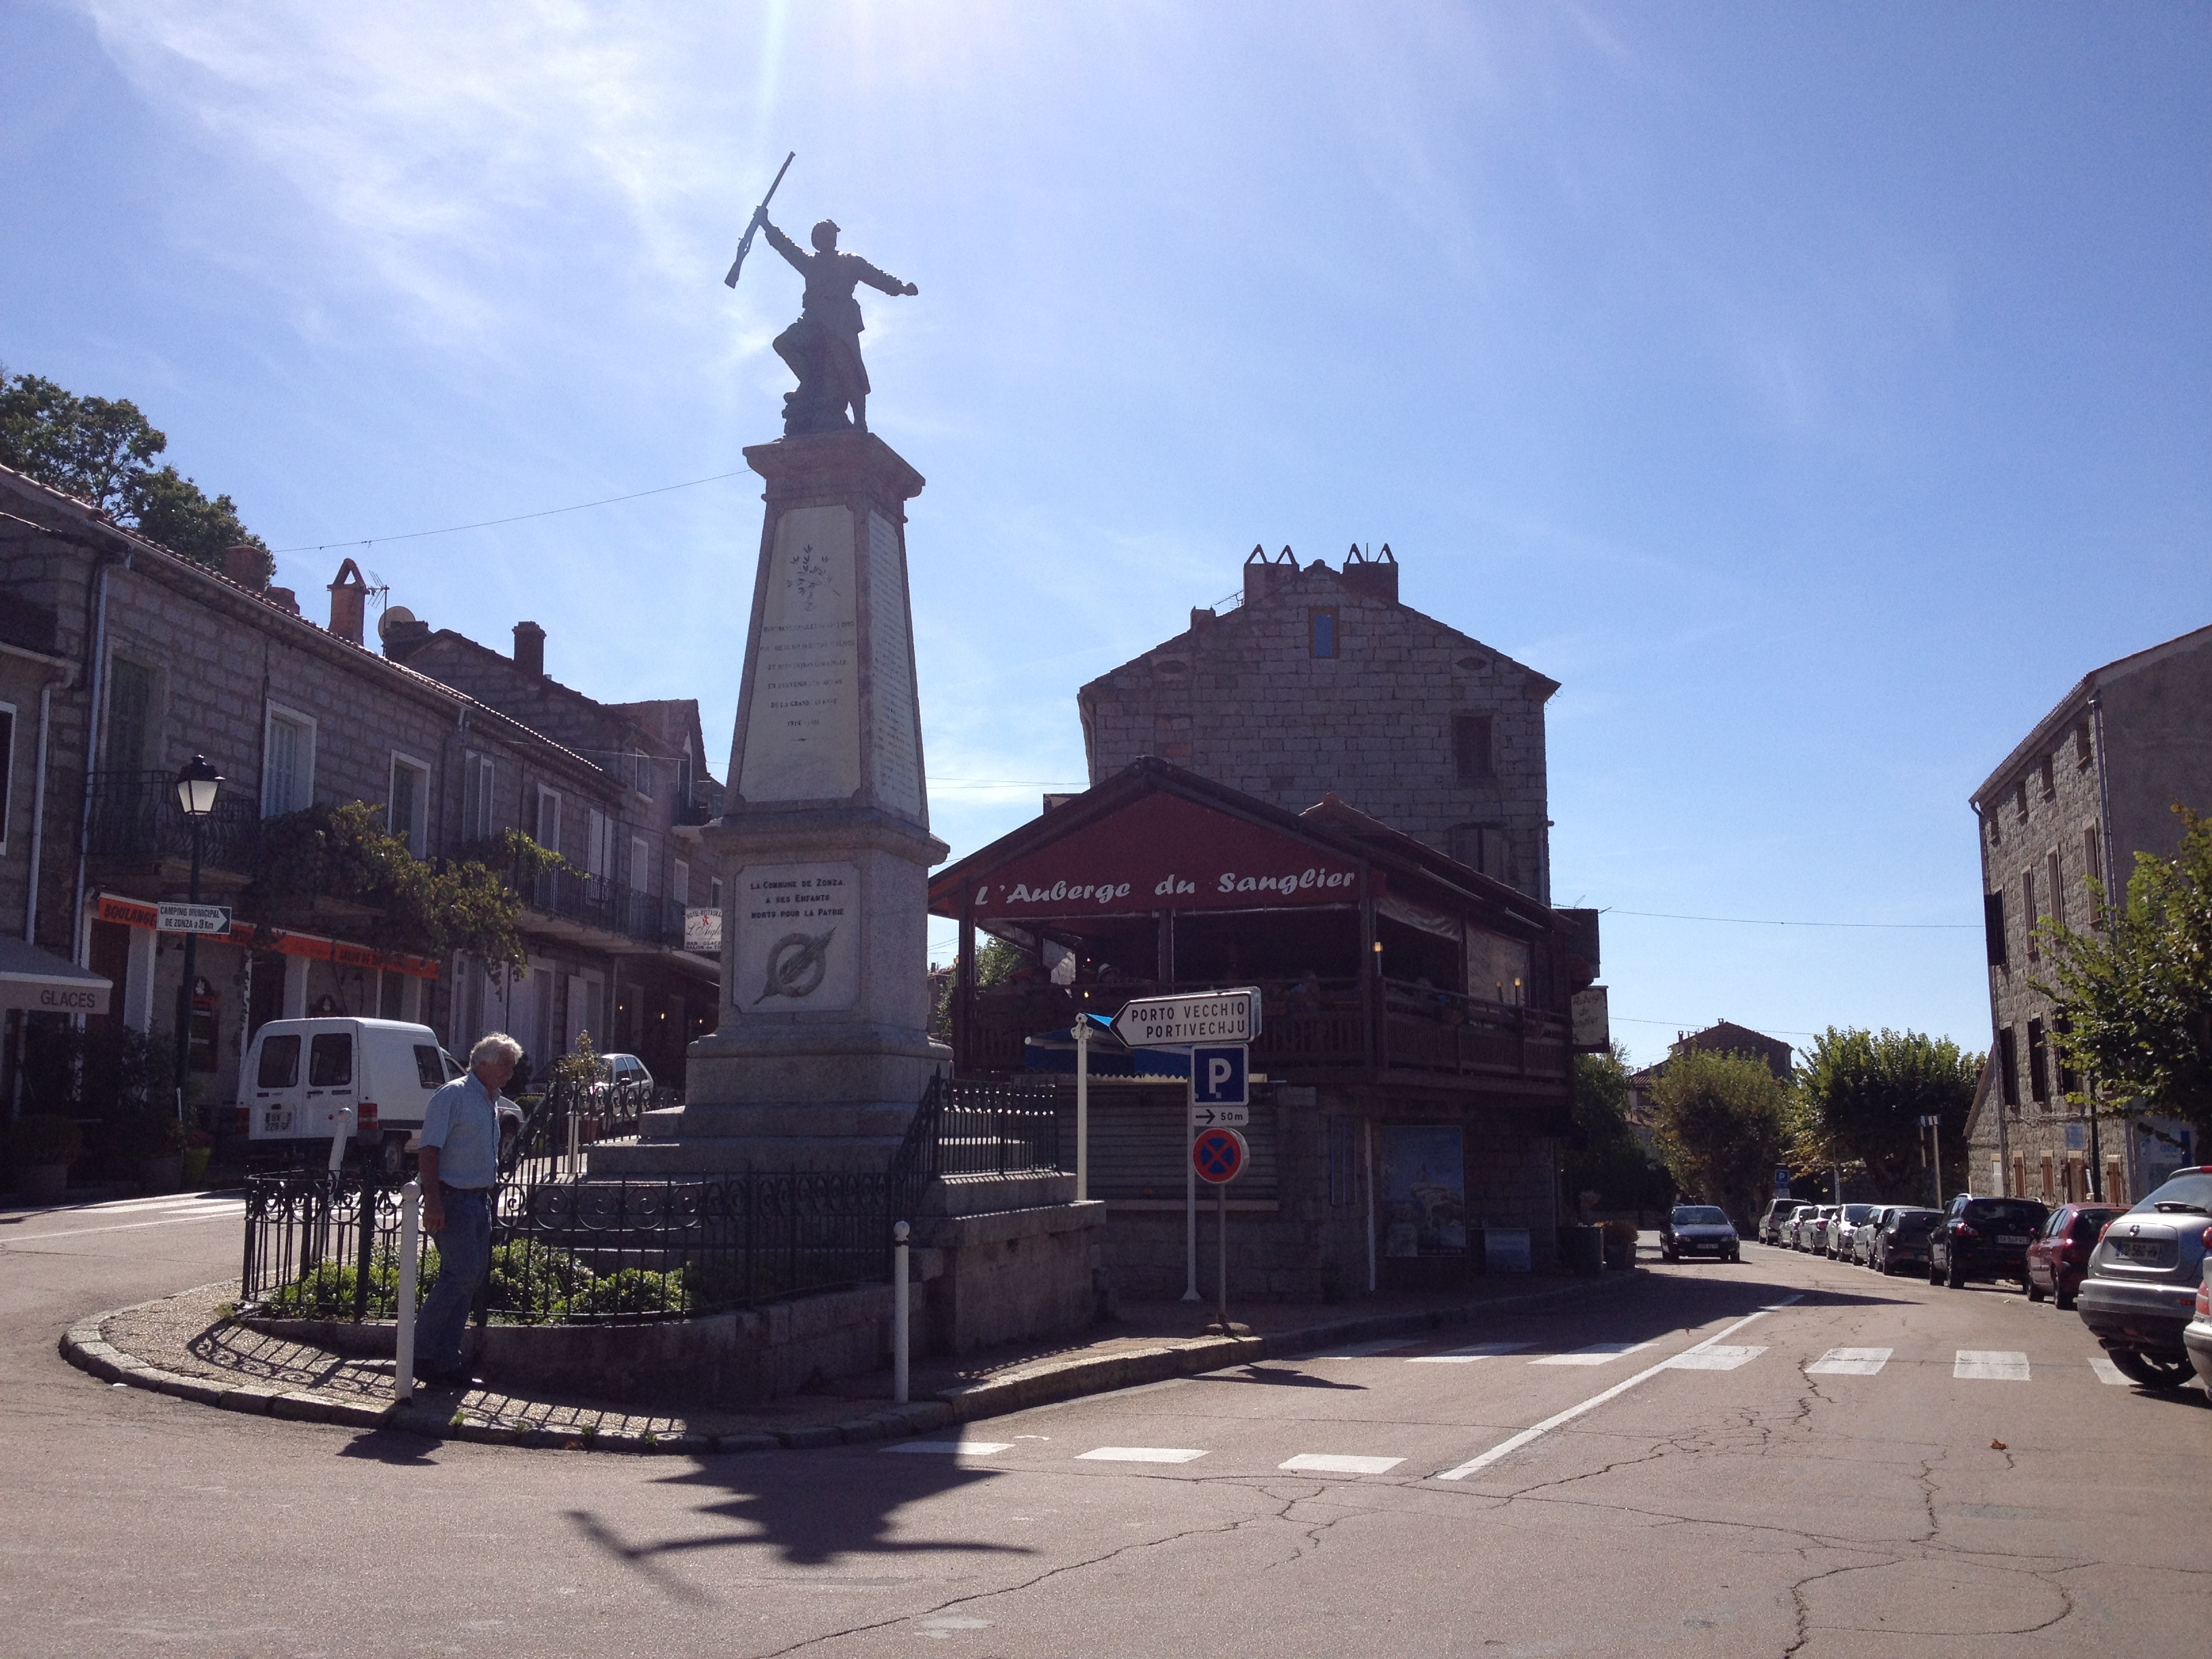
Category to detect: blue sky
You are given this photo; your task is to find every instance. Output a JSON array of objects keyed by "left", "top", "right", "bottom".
[{"left": 4, "top": 2, "right": 2207, "bottom": 1065}]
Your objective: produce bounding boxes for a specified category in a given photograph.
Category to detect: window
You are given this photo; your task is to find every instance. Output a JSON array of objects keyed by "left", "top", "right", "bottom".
[
  {"left": 673, "top": 858, "right": 691, "bottom": 906},
  {"left": 308, "top": 1032, "right": 353, "bottom": 1088},
  {"left": 2083, "top": 825, "right": 2103, "bottom": 927},
  {"left": 389, "top": 754, "right": 430, "bottom": 857},
  {"left": 1327, "top": 1115, "right": 1355, "bottom": 1206},
  {"left": 262, "top": 706, "right": 316, "bottom": 816},
  {"left": 105, "top": 657, "right": 155, "bottom": 773},
  {"left": 1986, "top": 811, "right": 2001, "bottom": 847},
  {"left": 462, "top": 752, "right": 495, "bottom": 841},
  {"left": 2038, "top": 756, "right": 2055, "bottom": 800},
  {"left": 630, "top": 836, "right": 651, "bottom": 894},
  {"left": 0, "top": 702, "right": 14, "bottom": 853},
  {"left": 1309, "top": 608, "right": 1338, "bottom": 659},
  {"left": 2054, "top": 1012, "right": 2079, "bottom": 1094},
  {"left": 709, "top": 877, "right": 723, "bottom": 911},
  {"left": 632, "top": 751, "right": 653, "bottom": 796},
  {"left": 1982, "top": 889, "right": 2007, "bottom": 968},
  {"left": 535, "top": 785, "right": 562, "bottom": 853},
  {"left": 678, "top": 746, "right": 694, "bottom": 809},
  {"left": 2073, "top": 720, "right": 2092, "bottom": 769},
  {"left": 1996, "top": 1026, "right": 2020, "bottom": 1107},
  {"left": 586, "top": 808, "right": 611, "bottom": 878},
  {"left": 2022, "top": 869, "right": 2038, "bottom": 960},
  {"left": 1450, "top": 822, "right": 1508, "bottom": 882},
  {"left": 2046, "top": 850, "right": 2064, "bottom": 932},
  {"left": 2026, "top": 1017, "right": 2049, "bottom": 1104},
  {"left": 2013, "top": 780, "right": 2028, "bottom": 823},
  {"left": 256, "top": 1034, "right": 300, "bottom": 1089},
  {"left": 413, "top": 1045, "right": 444, "bottom": 1089},
  {"left": 1452, "top": 715, "right": 1496, "bottom": 783},
  {"left": 378, "top": 971, "right": 406, "bottom": 1021}
]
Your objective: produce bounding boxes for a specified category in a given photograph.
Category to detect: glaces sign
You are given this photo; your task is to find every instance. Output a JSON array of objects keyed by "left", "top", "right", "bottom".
[{"left": 952, "top": 791, "right": 1364, "bottom": 921}]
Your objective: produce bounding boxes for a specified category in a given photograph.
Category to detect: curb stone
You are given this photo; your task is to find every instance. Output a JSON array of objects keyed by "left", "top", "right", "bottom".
[{"left": 61, "top": 1267, "right": 1649, "bottom": 1454}]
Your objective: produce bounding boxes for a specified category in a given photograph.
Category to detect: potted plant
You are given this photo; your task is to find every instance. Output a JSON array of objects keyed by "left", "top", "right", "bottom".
[
  {"left": 117, "top": 1112, "right": 190, "bottom": 1194},
  {"left": 183, "top": 1126, "right": 214, "bottom": 1189},
  {"left": 8, "top": 1114, "right": 83, "bottom": 1202},
  {"left": 1601, "top": 1218, "right": 1640, "bottom": 1269}
]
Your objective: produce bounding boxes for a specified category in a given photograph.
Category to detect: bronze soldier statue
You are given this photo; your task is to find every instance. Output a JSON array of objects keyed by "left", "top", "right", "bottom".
[{"left": 751, "top": 209, "right": 918, "bottom": 436}]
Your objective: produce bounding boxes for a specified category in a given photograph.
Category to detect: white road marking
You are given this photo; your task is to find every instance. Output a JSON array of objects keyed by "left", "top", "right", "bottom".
[
  {"left": 2087, "top": 1357, "right": 2130, "bottom": 1387},
  {"left": 1806, "top": 1347, "right": 1893, "bottom": 1376},
  {"left": 1279, "top": 1453, "right": 1404, "bottom": 1475},
  {"left": 1662, "top": 1345, "right": 1765, "bottom": 1372},
  {"left": 0, "top": 1203, "right": 246, "bottom": 1246},
  {"left": 884, "top": 1441, "right": 1013, "bottom": 1456},
  {"left": 1436, "top": 1298, "right": 1802, "bottom": 1481},
  {"left": 1532, "top": 1339, "right": 1656, "bottom": 1366},
  {"left": 1409, "top": 1342, "right": 1533, "bottom": 1364},
  {"left": 1300, "top": 1338, "right": 1426, "bottom": 1359},
  {"left": 1078, "top": 1446, "right": 1208, "bottom": 1464},
  {"left": 1954, "top": 1350, "right": 2031, "bottom": 1382}
]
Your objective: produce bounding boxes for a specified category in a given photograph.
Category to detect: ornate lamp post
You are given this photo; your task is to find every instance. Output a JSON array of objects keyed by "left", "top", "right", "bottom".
[{"left": 172, "top": 754, "right": 222, "bottom": 1111}]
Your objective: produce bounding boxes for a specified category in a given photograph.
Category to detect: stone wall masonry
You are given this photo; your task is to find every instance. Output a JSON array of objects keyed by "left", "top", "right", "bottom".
[{"left": 1080, "top": 561, "right": 1555, "bottom": 901}]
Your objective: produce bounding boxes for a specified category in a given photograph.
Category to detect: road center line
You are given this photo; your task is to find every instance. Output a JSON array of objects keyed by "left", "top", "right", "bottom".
[
  {"left": 0, "top": 1208, "right": 244, "bottom": 1246},
  {"left": 1433, "top": 1296, "right": 1803, "bottom": 1481}
]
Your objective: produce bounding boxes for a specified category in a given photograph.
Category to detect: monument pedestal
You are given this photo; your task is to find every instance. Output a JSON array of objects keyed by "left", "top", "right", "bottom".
[{"left": 590, "top": 430, "right": 949, "bottom": 1179}]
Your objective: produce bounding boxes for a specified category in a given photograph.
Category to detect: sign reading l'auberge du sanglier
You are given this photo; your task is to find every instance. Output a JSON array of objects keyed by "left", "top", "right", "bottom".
[{"left": 958, "top": 791, "right": 1363, "bottom": 920}]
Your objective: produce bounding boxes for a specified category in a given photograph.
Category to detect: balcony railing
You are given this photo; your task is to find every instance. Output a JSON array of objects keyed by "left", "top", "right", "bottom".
[
  {"left": 954, "top": 975, "right": 1568, "bottom": 1086},
  {"left": 87, "top": 771, "right": 264, "bottom": 875},
  {"left": 523, "top": 863, "right": 687, "bottom": 949}
]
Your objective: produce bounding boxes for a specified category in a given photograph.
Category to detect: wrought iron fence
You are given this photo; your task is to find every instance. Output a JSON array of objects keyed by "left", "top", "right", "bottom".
[
  {"left": 502, "top": 1074, "right": 676, "bottom": 1178},
  {"left": 87, "top": 769, "right": 262, "bottom": 874},
  {"left": 891, "top": 1073, "right": 1063, "bottom": 1185},
  {"left": 520, "top": 861, "right": 685, "bottom": 947},
  {"left": 241, "top": 1166, "right": 901, "bottom": 1326}
]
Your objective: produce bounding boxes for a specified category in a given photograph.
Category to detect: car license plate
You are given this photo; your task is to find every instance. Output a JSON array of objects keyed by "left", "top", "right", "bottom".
[
  {"left": 2112, "top": 1239, "right": 2167, "bottom": 1261},
  {"left": 1997, "top": 1234, "right": 2028, "bottom": 1245}
]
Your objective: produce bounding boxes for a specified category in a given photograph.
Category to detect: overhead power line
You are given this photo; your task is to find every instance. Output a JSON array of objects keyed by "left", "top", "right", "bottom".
[
  {"left": 272, "top": 468, "right": 755, "bottom": 554},
  {"left": 1603, "top": 908, "right": 1975, "bottom": 931}
]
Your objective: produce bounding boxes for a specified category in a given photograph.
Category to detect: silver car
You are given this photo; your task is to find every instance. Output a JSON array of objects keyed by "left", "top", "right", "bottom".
[
  {"left": 1828, "top": 1203, "right": 1877, "bottom": 1259},
  {"left": 1850, "top": 1205, "right": 1897, "bottom": 1266},
  {"left": 2076, "top": 1166, "right": 2212, "bottom": 1390}
]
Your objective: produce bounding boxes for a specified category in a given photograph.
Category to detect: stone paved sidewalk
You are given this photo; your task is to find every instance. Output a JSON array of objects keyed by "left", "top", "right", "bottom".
[{"left": 64, "top": 1265, "right": 1646, "bottom": 1455}]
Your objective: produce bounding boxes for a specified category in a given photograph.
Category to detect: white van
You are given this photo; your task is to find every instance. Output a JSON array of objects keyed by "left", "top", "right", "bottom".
[{"left": 243, "top": 1017, "right": 472, "bottom": 1173}]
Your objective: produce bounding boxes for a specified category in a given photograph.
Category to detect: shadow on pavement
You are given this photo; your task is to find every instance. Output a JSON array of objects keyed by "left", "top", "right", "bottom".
[
  {"left": 335, "top": 1428, "right": 440, "bottom": 1466},
  {"left": 1193, "top": 1364, "right": 1366, "bottom": 1391},
  {"left": 561, "top": 1450, "right": 1035, "bottom": 1589}
]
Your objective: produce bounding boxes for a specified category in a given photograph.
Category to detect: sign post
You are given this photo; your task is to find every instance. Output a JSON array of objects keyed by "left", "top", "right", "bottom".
[{"left": 1192, "top": 1126, "right": 1248, "bottom": 1336}]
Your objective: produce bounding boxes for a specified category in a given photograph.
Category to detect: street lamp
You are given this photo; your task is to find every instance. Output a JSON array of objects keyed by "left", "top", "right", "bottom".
[{"left": 172, "top": 754, "right": 223, "bottom": 1116}]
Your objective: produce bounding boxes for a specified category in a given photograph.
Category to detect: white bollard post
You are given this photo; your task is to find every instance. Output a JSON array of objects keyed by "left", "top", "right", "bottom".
[
  {"left": 893, "top": 1220, "right": 912, "bottom": 1406},
  {"left": 567, "top": 1105, "right": 580, "bottom": 1182},
  {"left": 327, "top": 1103, "right": 356, "bottom": 1174},
  {"left": 1073, "top": 1019, "right": 1090, "bottom": 1204},
  {"left": 394, "top": 1179, "right": 420, "bottom": 1402}
]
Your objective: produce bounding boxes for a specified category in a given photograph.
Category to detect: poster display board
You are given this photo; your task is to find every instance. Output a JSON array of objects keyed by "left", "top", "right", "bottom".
[{"left": 1379, "top": 1124, "right": 1467, "bottom": 1258}]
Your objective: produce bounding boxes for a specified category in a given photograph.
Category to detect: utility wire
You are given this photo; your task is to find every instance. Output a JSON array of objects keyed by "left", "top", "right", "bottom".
[
  {"left": 271, "top": 468, "right": 754, "bottom": 554},
  {"left": 1603, "top": 907, "right": 1975, "bottom": 931}
]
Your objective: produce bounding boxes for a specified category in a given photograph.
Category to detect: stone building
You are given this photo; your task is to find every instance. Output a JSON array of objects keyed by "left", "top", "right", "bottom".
[
  {"left": 1079, "top": 545, "right": 1559, "bottom": 901},
  {"left": 1963, "top": 621, "right": 2212, "bottom": 1206},
  {"left": 0, "top": 459, "right": 724, "bottom": 1126}
]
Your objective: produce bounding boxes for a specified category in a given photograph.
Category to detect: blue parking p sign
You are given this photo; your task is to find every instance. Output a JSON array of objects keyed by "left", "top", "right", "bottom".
[{"left": 1191, "top": 1044, "right": 1248, "bottom": 1107}]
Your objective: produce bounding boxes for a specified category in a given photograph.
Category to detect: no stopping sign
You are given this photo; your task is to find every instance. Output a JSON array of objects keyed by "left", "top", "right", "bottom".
[{"left": 1191, "top": 1126, "right": 1248, "bottom": 1185}]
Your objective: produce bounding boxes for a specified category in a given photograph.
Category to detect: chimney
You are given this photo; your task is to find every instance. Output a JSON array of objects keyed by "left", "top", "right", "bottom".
[
  {"left": 1242, "top": 543, "right": 1298, "bottom": 607},
  {"left": 513, "top": 620, "right": 546, "bottom": 678},
  {"left": 1189, "top": 606, "right": 1216, "bottom": 634},
  {"left": 1340, "top": 543, "right": 1399, "bottom": 604},
  {"left": 327, "top": 558, "right": 370, "bottom": 644},
  {"left": 222, "top": 544, "right": 265, "bottom": 589}
]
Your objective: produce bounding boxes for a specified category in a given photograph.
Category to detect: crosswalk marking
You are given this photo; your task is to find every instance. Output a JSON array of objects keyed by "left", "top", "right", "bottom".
[
  {"left": 2087, "top": 1357, "right": 2130, "bottom": 1386},
  {"left": 1409, "top": 1342, "right": 1533, "bottom": 1364},
  {"left": 1532, "top": 1340, "right": 1656, "bottom": 1367},
  {"left": 1807, "top": 1347, "right": 1893, "bottom": 1376},
  {"left": 885, "top": 1441, "right": 1012, "bottom": 1456},
  {"left": 1279, "top": 1454, "right": 1404, "bottom": 1474},
  {"left": 1078, "top": 1446, "right": 1207, "bottom": 1464},
  {"left": 1662, "top": 1344, "right": 1764, "bottom": 1372},
  {"left": 1955, "top": 1350, "right": 2030, "bottom": 1382}
]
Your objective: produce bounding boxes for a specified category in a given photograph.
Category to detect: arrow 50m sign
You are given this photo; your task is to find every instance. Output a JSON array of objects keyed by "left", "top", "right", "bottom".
[{"left": 1111, "top": 987, "right": 1260, "bottom": 1048}]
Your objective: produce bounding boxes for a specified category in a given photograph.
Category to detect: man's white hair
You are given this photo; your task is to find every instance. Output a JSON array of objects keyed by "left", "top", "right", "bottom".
[{"left": 470, "top": 1032, "right": 524, "bottom": 1068}]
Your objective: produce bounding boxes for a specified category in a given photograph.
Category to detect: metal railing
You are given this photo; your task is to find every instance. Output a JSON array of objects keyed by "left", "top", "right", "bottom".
[
  {"left": 891, "top": 1073, "right": 1063, "bottom": 1185},
  {"left": 87, "top": 770, "right": 263, "bottom": 874},
  {"left": 504, "top": 1075, "right": 679, "bottom": 1179},
  {"left": 522, "top": 862, "right": 687, "bottom": 947},
  {"left": 242, "top": 1165, "right": 901, "bottom": 1325}
]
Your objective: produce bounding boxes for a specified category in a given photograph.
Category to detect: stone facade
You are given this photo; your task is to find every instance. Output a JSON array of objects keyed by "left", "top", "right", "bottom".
[
  {"left": 1079, "top": 547, "right": 1559, "bottom": 901},
  {"left": 1965, "top": 622, "right": 2212, "bottom": 1206}
]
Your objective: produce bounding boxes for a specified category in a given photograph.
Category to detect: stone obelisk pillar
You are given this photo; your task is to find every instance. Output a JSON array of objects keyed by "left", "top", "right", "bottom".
[{"left": 594, "top": 430, "right": 947, "bottom": 1174}]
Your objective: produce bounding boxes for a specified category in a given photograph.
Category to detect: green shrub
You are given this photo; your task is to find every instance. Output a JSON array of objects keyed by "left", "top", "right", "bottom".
[
  {"left": 8, "top": 1113, "right": 83, "bottom": 1168},
  {"left": 262, "top": 1244, "right": 440, "bottom": 1318},
  {"left": 489, "top": 1241, "right": 594, "bottom": 1321},
  {"left": 115, "top": 1111, "right": 190, "bottom": 1159},
  {"left": 557, "top": 1267, "right": 683, "bottom": 1317}
]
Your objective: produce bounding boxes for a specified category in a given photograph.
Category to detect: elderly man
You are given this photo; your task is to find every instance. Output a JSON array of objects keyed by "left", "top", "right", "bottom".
[{"left": 413, "top": 1032, "right": 520, "bottom": 1388}]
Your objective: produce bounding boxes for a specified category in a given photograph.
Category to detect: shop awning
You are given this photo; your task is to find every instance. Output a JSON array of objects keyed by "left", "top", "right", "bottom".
[{"left": 0, "top": 938, "right": 111, "bottom": 1017}]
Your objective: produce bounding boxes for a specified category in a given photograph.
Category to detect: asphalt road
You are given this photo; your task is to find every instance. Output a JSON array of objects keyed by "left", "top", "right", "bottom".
[{"left": 4, "top": 1197, "right": 2207, "bottom": 1657}]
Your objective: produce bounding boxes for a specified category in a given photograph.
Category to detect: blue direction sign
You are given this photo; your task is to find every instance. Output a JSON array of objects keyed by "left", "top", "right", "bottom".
[
  {"left": 1192, "top": 1126, "right": 1248, "bottom": 1185},
  {"left": 1191, "top": 1044, "right": 1248, "bottom": 1108}
]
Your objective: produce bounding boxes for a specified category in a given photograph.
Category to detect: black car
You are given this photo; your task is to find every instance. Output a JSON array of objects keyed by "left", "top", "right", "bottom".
[
  {"left": 1870, "top": 1206, "right": 1942, "bottom": 1275},
  {"left": 1929, "top": 1193, "right": 2050, "bottom": 1288},
  {"left": 1660, "top": 1205, "right": 1740, "bottom": 1262}
]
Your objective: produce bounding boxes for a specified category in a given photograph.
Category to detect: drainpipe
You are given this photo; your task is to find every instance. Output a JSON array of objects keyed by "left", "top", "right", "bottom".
[
  {"left": 1972, "top": 799, "right": 2007, "bottom": 1190},
  {"left": 2085, "top": 692, "right": 2120, "bottom": 1197},
  {"left": 23, "top": 662, "right": 69, "bottom": 944}
]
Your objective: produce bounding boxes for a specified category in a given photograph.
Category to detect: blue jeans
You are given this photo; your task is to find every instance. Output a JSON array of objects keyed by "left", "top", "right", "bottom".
[{"left": 417, "top": 1185, "right": 492, "bottom": 1378}]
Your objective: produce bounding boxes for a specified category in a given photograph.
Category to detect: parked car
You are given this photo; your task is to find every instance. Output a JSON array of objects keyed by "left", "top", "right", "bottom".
[
  {"left": 1929, "top": 1193, "right": 2051, "bottom": 1288},
  {"left": 2183, "top": 1261, "right": 2212, "bottom": 1394},
  {"left": 1782, "top": 1204, "right": 1820, "bottom": 1249},
  {"left": 2024, "top": 1203, "right": 2125, "bottom": 1309},
  {"left": 1757, "top": 1197, "right": 1803, "bottom": 1246},
  {"left": 1800, "top": 1204, "right": 1839, "bottom": 1254},
  {"left": 1851, "top": 1206, "right": 1898, "bottom": 1266},
  {"left": 1871, "top": 1207, "right": 1942, "bottom": 1275},
  {"left": 1661, "top": 1205, "right": 1741, "bottom": 1263},
  {"left": 2076, "top": 1167, "right": 2212, "bottom": 1390},
  {"left": 1828, "top": 1203, "right": 1877, "bottom": 1259},
  {"left": 236, "top": 1017, "right": 520, "bottom": 1174}
]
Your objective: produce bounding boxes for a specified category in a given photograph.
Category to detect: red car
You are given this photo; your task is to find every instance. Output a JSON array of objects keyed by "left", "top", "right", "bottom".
[{"left": 2024, "top": 1202, "right": 2125, "bottom": 1310}]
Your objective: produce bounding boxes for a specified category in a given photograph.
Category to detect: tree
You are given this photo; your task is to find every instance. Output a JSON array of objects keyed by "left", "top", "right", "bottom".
[
  {"left": 1792, "top": 1027, "right": 1980, "bottom": 1202},
  {"left": 2039, "top": 808, "right": 2212, "bottom": 1134},
  {"left": 1647, "top": 1048, "right": 1788, "bottom": 1228},
  {"left": 1564, "top": 1044, "right": 1672, "bottom": 1214},
  {"left": 0, "top": 368, "right": 274, "bottom": 586}
]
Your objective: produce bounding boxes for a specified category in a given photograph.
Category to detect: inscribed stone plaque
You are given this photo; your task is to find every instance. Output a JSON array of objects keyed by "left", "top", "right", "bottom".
[
  {"left": 866, "top": 510, "right": 924, "bottom": 820},
  {"left": 733, "top": 861, "right": 860, "bottom": 1013},
  {"left": 739, "top": 506, "right": 861, "bottom": 802}
]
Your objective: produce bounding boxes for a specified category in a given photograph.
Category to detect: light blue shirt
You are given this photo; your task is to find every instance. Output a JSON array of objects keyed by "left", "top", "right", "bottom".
[{"left": 419, "top": 1071, "right": 501, "bottom": 1189}]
